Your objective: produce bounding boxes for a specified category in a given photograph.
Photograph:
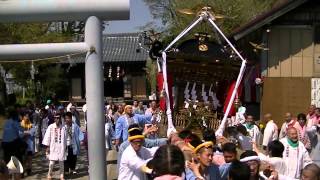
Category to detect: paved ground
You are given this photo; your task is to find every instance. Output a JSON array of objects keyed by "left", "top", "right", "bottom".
[
  {"left": 24, "top": 148, "right": 118, "bottom": 180},
  {"left": 0, "top": 115, "right": 119, "bottom": 180}
]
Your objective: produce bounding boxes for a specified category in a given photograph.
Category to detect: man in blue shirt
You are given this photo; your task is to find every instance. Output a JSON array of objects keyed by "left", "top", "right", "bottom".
[
  {"left": 2, "top": 107, "right": 25, "bottom": 164},
  {"left": 64, "top": 112, "right": 84, "bottom": 174},
  {"left": 219, "top": 142, "right": 238, "bottom": 180},
  {"left": 115, "top": 105, "right": 152, "bottom": 146}
]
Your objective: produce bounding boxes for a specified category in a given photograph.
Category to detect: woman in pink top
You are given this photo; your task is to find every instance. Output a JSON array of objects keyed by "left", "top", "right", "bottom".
[
  {"left": 148, "top": 145, "right": 185, "bottom": 180},
  {"left": 294, "top": 113, "right": 311, "bottom": 150}
]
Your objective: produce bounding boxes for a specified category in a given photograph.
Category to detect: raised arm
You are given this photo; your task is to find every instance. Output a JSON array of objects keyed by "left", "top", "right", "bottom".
[
  {"left": 136, "top": 114, "right": 152, "bottom": 125},
  {"left": 306, "top": 126, "right": 317, "bottom": 140},
  {"left": 252, "top": 141, "right": 269, "bottom": 162}
]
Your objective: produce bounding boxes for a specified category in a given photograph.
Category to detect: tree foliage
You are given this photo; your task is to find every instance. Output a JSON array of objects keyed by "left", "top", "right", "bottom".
[
  {"left": 37, "top": 64, "right": 69, "bottom": 100},
  {"left": 143, "top": 0, "right": 277, "bottom": 42},
  {"left": 145, "top": 58, "right": 158, "bottom": 93},
  {"left": 0, "top": 22, "right": 75, "bottom": 103}
]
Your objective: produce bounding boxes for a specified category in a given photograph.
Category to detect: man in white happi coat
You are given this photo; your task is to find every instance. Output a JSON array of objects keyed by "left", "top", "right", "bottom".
[
  {"left": 42, "top": 113, "right": 67, "bottom": 180},
  {"left": 279, "top": 112, "right": 298, "bottom": 139},
  {"left": 244, "top": 115, "right": 261, "bottom": 145},
  {"left": 235, "top": 101, "right": 246, "bottom": 125},
  {"left": 64, "top": 112, "right": 84, "bottom": 174},
  {"left": 262, "top": 113, "right": 278, "bottom": 150},
  {"left": 118, "top": 125, "right": 158, "bottom": 180},
  {"left": 252, "top": 140, "right": 288, "bottom": 175},
  {"left": 280, "top": 127, "right": 312, "bottom": 179}
]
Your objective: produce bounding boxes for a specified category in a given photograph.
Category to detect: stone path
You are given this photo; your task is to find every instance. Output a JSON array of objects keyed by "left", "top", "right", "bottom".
[
  {"left": 24, "top": 148, "right": 118, "bottom": 180},
  {"left": 1, "top": 115, "right": 119, "bottom": 180}
]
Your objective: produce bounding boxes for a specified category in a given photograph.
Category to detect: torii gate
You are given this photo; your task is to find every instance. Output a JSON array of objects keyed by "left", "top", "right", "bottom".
[{"left": 0, "top": 0, "right": 129, "bottom": 179}]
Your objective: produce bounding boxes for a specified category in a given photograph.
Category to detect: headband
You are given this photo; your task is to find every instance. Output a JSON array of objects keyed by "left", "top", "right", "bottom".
[
  {"left": 240, "top": 156, "right": 260, "bottom": 162},
  {"left": 124, "top": 105, "right": 132, "bottom": 111},
  {"left": 188, "top": 141, "right": 214, "bottom": 153},
  {"left": 128, "top": 135, "right": 145, "bottom": 142},
  {"left": 188, "top": 143, "right": 195, "bottom": 150},
  {"left": 140, "top": 165, "right": 153, "bottom": 174},
  {"left": 128, "top": 127, "right": 140, "bottom": 133}
]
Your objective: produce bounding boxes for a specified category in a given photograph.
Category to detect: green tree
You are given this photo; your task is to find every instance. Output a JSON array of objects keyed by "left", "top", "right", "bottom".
[
  {"left": 145, "top": 58, "right": 158, "bottom": 94},
  {"left": 37, "top": 64, "right": 69, "bottom": 100},
  {"left": 143, "top": 0, "right": 277, "bottom": 41},
  {"left": 0, "top": 22, "right": 76, "bottom": 104}
]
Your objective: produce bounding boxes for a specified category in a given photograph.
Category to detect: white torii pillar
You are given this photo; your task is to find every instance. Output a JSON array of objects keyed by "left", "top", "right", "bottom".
[{"left": 0, "top": 1, "right": 130, "bottom": 179}]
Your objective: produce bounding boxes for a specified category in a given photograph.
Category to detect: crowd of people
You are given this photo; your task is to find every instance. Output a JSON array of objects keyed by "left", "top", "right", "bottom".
[
  {"left": 0, "top": 99, "right": 320, "bottom": 180},
  {"left": 0, "top": 99, "right": 159, "bottom": 179},
  {"left": 115, "top": 104, "right": 320, "bottom": 180},
  {"left": 1, "top": 100, "right": 84, "bottom": 180}
]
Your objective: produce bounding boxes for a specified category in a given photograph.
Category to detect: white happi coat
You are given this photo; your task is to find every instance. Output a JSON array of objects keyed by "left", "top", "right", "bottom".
[
  {"left": 118, "top": 144, "right": 158, "bottom": 180},
  {"left": 263, "top": 120, "right": 278, "bottom": 147},
  {"left": 258, "top": 153, "right": 287, "bottom": 175},
  {"left": 280, "top": 138, "right": 312, "bottom": 179},
  {"left": 42, "top": 123, "right": 67, "bottom": 161},
  {"left": 245, "top": 124, "right": 260, "bottom": 145}
]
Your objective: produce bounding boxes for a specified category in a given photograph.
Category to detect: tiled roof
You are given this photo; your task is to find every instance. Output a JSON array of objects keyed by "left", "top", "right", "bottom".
[
  {"left": 102, "top": 33, "right": 148, "bottom": 62},
  {"left": 65, "top": 32, "right": 149, "bottom": 63}
]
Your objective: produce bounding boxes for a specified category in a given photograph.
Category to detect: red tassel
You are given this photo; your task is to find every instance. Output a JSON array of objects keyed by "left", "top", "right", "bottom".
[
  {"left": 157, "top": 72, "right": 173, "bottom": 111},
  {"left": 223, "top": 81, "right": 243, "bottom": 116}
]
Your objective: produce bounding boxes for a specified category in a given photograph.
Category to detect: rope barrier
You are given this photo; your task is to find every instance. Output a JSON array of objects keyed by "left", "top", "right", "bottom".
[{"left": 0, "top": 51, "right": 87, "bottom": 63}]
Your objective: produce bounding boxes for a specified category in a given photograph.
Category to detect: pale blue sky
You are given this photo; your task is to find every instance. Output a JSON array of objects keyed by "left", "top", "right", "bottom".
[{"left": 105, "top": 0, "right": 161, "bottom": 33}]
